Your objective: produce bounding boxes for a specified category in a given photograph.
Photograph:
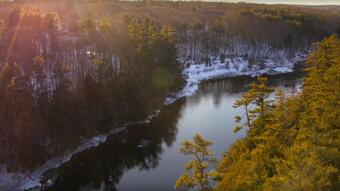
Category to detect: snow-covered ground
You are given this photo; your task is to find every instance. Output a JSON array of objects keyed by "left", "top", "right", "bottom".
[
  {"left": 0, "top": 134, "right": 112, "bottom": 191},
  {"left": 0, "top": 51, "right": 307, "bottom": 191},
  {"left": 0, "top": 110, "right": 161, "bottom": 191},
  {"left": 0, "top": 135, "right": 106, "bottom": 190},
  {"left": 165, "top": 52, "right": 307, "bottom": 104}
]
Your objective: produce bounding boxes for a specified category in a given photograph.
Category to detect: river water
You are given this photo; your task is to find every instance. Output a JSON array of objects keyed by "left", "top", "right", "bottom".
[{"left": 44, "top": 73, "right": 303, "bottom": 191}]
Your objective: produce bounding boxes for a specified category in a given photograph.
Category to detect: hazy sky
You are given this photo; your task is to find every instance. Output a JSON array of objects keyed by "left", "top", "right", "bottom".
[
  {"left": 1, "top": 0, "right": 340, "bottom": 5},
  {"left": 220, "top": 0, "right": 340, "bottom": 5}
]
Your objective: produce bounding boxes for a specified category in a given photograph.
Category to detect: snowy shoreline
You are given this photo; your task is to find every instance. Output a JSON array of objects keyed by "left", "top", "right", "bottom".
[
  {"left": 166, "top": 52, "right": 307, "bottom": 104},
  {"left": 0, "top": 111, "right": 161, "bottom": 191},
  {"left": 0, "top": 53, "right": 307, "bottom": 191}
]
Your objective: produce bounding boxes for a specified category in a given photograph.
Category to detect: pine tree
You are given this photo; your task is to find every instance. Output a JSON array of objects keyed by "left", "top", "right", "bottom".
[
  {"left": 159, "top": 24, "right": 178, "bottom": 66},
  {"left": 176, "top": 134, "right": 218, "bottom": 191},
  {"left": 250, "top": 77, "right": 274, "bottom": 129},
  {"left": 78, "top": 17, "right": 96, "bottom": 35},
  {"left": 0, "top": 62, "right": 36, "bottom": 169},
  {"left": 78, "top": 17, "right": 97, "bottom": 46},
  {"left": 215, "top": 35, "right": 340, "bottom": 191},
  {"left": 211, "top": 17, "right": 225, "bottom": 35},
  {"left": 0, "top": 19, "right": 4, "bottom": 38},
  {"left": 32, "top": 56, "right": 49, "bottom": 133},
  {"left": 233, "top": 76, "right": 274, "bottom": 133},
  {"left": 43, "top": 12, "right": 61, "bottom": 53},
  {"left": 233, "top": 90, "right": 255, "bottom": 132}
]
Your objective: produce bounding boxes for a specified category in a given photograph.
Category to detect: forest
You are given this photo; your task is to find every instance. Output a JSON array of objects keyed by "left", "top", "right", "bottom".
[
  {"left": 0, "top": 5, "right": 182, "bottom": 171},
  {"left": 0, "top": 1, "right": 339, "bottom": 191},
  {"left": 175, "top": 35, "right": 340, "bottom": 191}
]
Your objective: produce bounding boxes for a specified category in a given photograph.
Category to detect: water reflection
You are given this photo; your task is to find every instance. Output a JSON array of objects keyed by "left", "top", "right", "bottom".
[
  {"left": 44, "top": 73, "right": 303, "bottom": 191},
  {"left": 44, "top": 101, "right": 183, "bottom": 191},
  {"left": 196, "top": 73, "right": 303, "bottom": 109}
]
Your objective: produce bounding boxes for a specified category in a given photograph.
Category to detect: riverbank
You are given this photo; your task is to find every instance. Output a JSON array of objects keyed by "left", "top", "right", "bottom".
[
  {"left": 0, "top": 54, "right": 307, "bottom": 191},
  {"left": 166, "top": 52, "right": 307, "bottom": 104}
]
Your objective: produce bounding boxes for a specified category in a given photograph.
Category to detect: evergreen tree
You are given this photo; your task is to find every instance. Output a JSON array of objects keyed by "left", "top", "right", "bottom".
[
  {"left": 233, "top": 90, "right": 255, "bottom": 132},
  {"left": 176, "top": 134, "right": 218, "bottom": 191},
  {"left": 0, "top": 62, "right": 37, "bottom": 169},
  {"left": 158, "top": 24, "right": 178, "bottom": 66},
  {"left": 0, "top": 19, "right": 4, "bottom": 38},
  {"left": 233, "top": 76, "right": 274, "bottom": 133},
  {"left": 250, "top": 77, "right": 274, "bottom": 129},
  {"left": 32, "top": 56, "right": 49, "bottom": 139},
  {"left": 78, "top": 17, "right": 97, "bottom": 46},
  {"left": 211, "top": 17, "right": 225, "bottom": 35},
  {"left": 43, "top": 12, "right": 61, "bottom": 53},
  {"left": 214, "top": 35, "right": 340, "bottom": 191}
]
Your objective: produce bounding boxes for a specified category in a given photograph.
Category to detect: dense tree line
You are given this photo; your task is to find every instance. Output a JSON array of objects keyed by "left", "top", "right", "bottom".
[
  {"left": 0, "top": 7, "right": 182, "bottom": 171},
  {"left": 2, "top": 7, "right": 61, "bottom": 65},
  {"left": 1, "top": 1, "right": 339, "bottom": 56},
  {"left": 241, "top": 7, "right": 322, "bottom": 26},
  {"left": 214, "top": 35, "right": 339, "bottom": 191},
  {"left": 177, "top": 35, "right": 339, "bottom": 191}
]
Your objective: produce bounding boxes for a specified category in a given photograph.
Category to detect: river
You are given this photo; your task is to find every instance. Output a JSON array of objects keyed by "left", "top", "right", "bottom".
[{"left": 42, "top": 72, "right": 303, "bottom": 191}]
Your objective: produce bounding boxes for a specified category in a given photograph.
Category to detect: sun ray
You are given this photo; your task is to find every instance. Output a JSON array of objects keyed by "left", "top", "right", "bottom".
[{"left": 5, "top": 7, "right": 25, "bottom": 63}]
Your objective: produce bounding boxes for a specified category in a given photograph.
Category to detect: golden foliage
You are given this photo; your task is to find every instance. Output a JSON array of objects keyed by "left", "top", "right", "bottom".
[{"left": 215, "top": 35, "right": 340, "bottom": 191}]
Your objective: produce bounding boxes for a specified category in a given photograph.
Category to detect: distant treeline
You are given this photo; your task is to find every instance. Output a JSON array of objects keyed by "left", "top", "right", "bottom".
[{"left": 1, "top": 1, "right": 340, "bottom": 47}]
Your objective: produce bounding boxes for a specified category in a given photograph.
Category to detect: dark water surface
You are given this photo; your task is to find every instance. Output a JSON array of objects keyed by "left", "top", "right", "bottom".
[{"left": 44, "top": 73, "right": 303, "bottom": 191}]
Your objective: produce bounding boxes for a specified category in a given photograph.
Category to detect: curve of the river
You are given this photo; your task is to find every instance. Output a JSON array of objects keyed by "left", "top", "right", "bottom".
[{"left": 40, "top": 72, "right": 303, "bottom": 191}]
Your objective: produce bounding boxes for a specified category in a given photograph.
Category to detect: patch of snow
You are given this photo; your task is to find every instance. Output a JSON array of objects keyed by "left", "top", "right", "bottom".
[
  {"left": 137, "top": 140, "right": 151, "bottom": 148},
  {"left": 0, "top": 135, "right": 107, "bottom": 191},
  {"left": 165, "top": 51, "right": 307, "bottom": 105},
  {"left": 0, "top": 109, "right": 162, "bottom": 191}
]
